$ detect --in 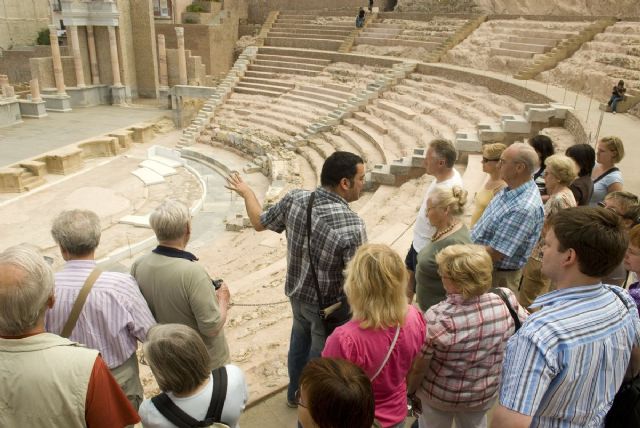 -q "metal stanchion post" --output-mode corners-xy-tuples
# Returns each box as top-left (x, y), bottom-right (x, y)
(586, 92), (593, 124)
(546, 80), (549, 96)
(595, 109), (605, 144)
(573, 90), (579, 108)
(562, 86), (568, 104)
